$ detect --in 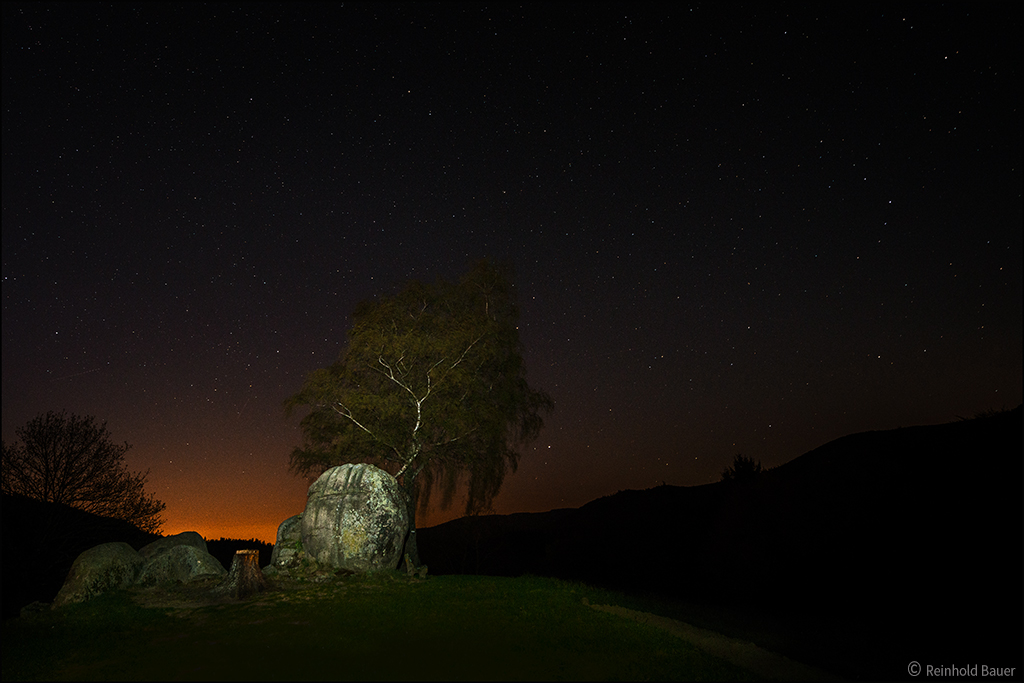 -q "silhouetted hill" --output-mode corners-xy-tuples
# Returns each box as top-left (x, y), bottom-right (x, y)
(419, 406), (1023, 679)
(1, 493), (163, 620)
